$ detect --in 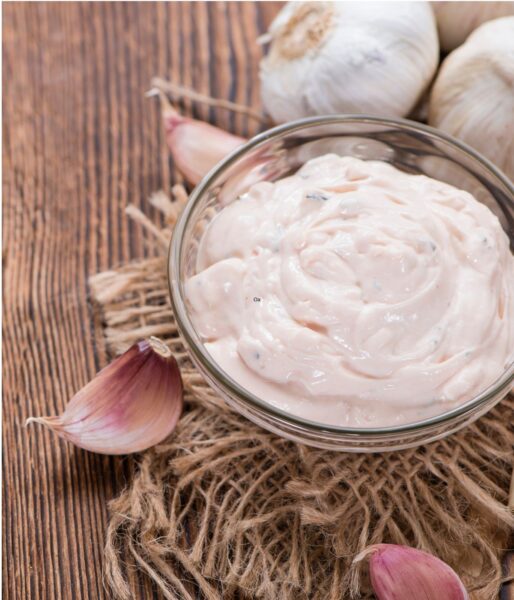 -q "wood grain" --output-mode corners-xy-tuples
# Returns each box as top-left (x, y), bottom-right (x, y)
(2, 3), (281, 598)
